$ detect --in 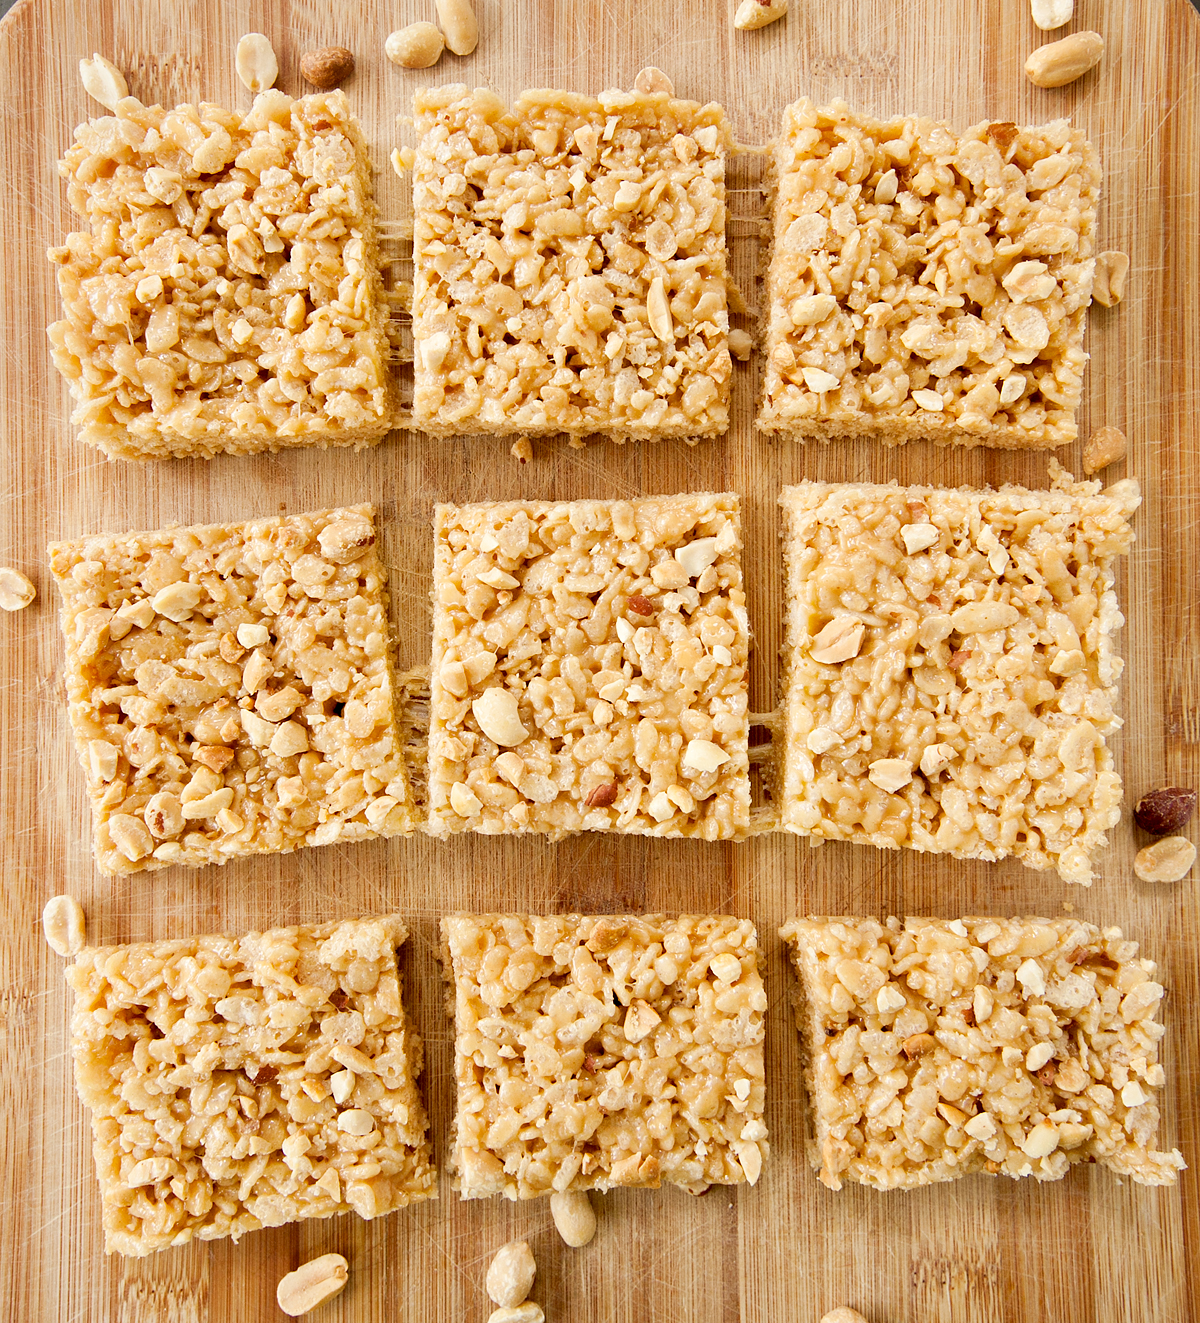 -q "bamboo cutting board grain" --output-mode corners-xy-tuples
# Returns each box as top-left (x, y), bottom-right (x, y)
(1, 1), (1197, 1319)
